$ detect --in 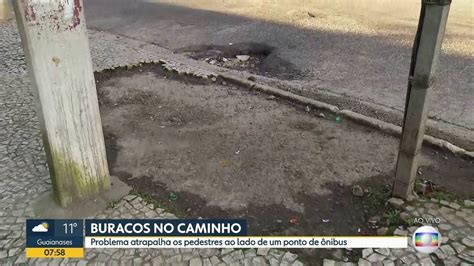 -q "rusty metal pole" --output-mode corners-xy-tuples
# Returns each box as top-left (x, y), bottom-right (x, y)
(393, 0), (451, 200)
(13, 0), (111, 207)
